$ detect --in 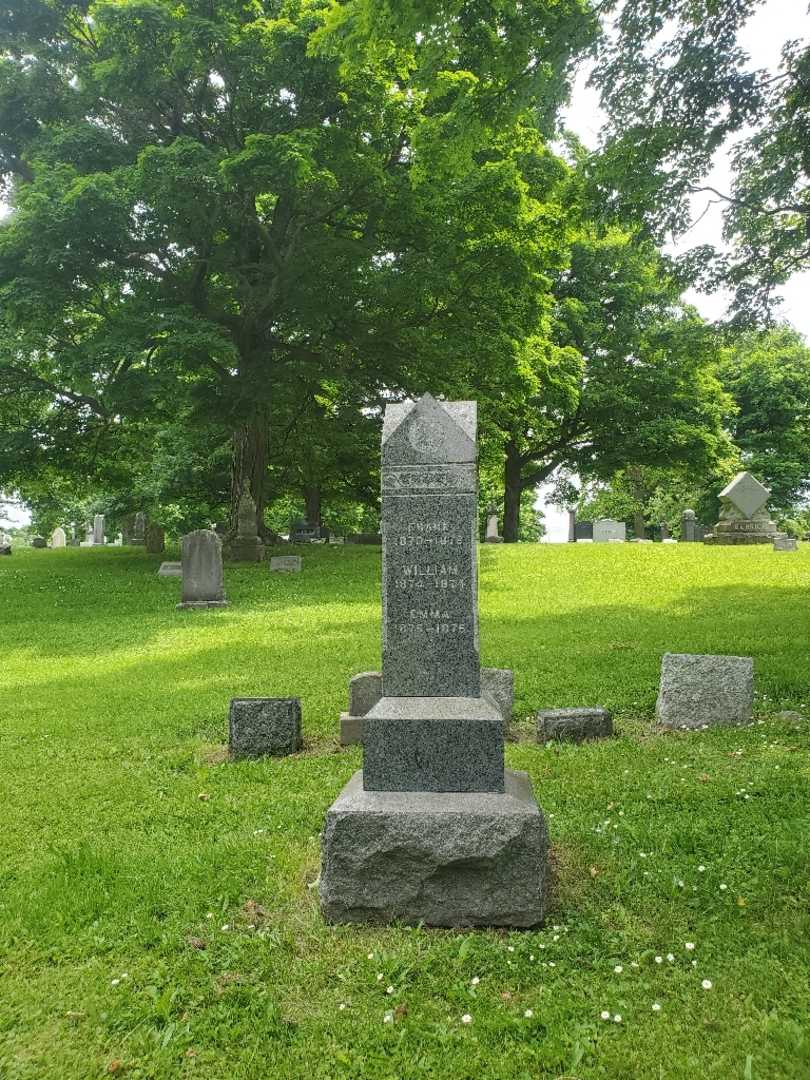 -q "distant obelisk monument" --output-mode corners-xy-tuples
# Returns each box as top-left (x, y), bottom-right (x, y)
(319, 394), (549, 927)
